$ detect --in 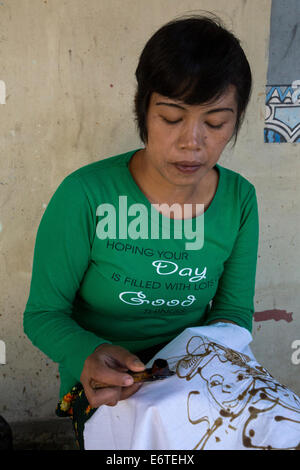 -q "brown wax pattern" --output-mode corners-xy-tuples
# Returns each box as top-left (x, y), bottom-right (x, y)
(165, 336), (300, 450)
